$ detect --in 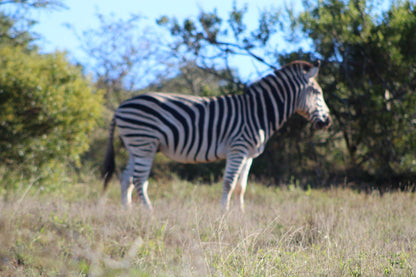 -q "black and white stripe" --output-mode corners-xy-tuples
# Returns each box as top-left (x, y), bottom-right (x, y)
(103, 60), (331, 211)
